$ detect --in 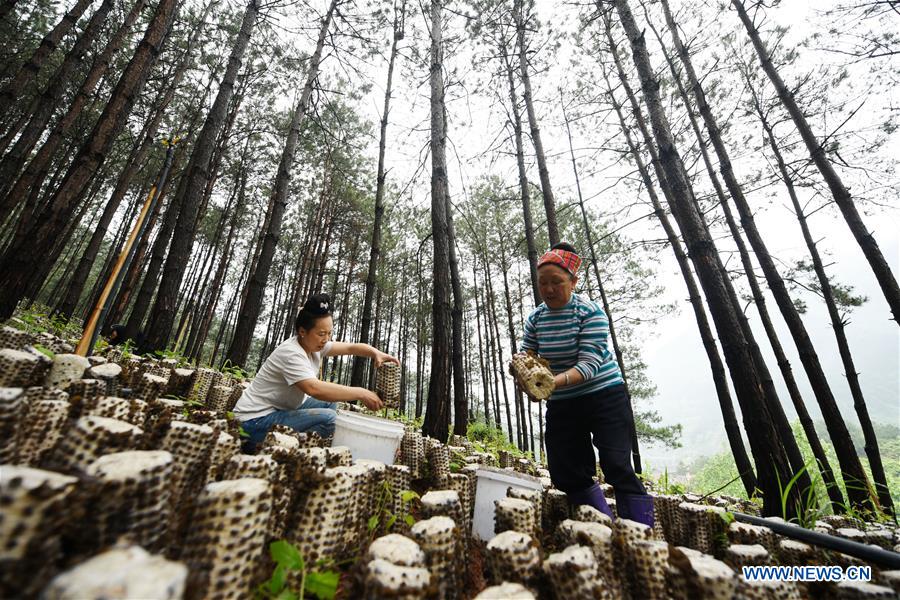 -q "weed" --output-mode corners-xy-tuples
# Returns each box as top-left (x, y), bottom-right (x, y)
(659, 467), (686, 495)
(466, 421), (526, 460)
(366, 480), (419, 537)
(153, 348), (190, 367)
(120, 338), (136, 360)
(13, 306), (82, 339)
(257, 541), (339, 600)
(776, 461), (827, 528)
(221, 359), (251, 380)
(33, 344), (55, 360)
